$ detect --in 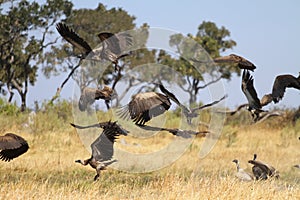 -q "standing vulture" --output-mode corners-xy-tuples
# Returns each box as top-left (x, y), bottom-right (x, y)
(232, 159), (254, 181)
(261, 72), (300, 104)
(0, 133), (29, 162)
(56, 22), (133, 71)
(248, 154), (279, 180)
(118, 83), (226, 125)
(78, 86), (115, 111)
(71, 121), (128, 181)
